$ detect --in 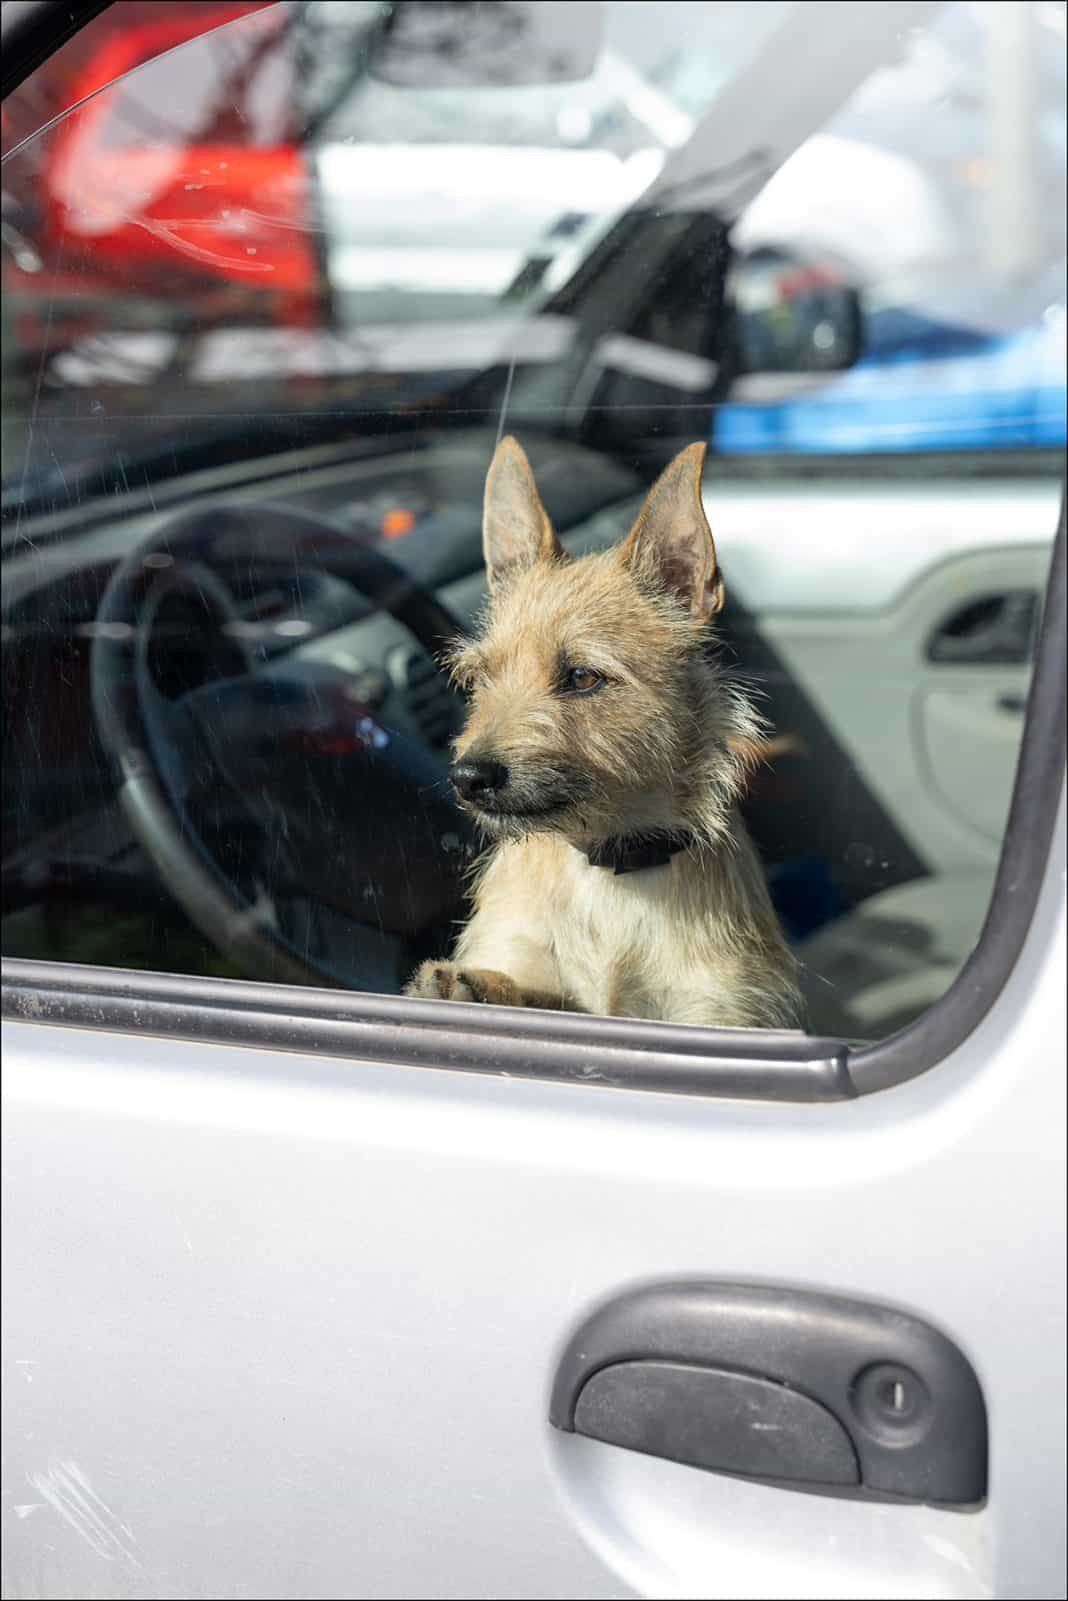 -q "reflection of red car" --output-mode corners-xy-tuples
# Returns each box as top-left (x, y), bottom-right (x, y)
(5, 0), (320, 355)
